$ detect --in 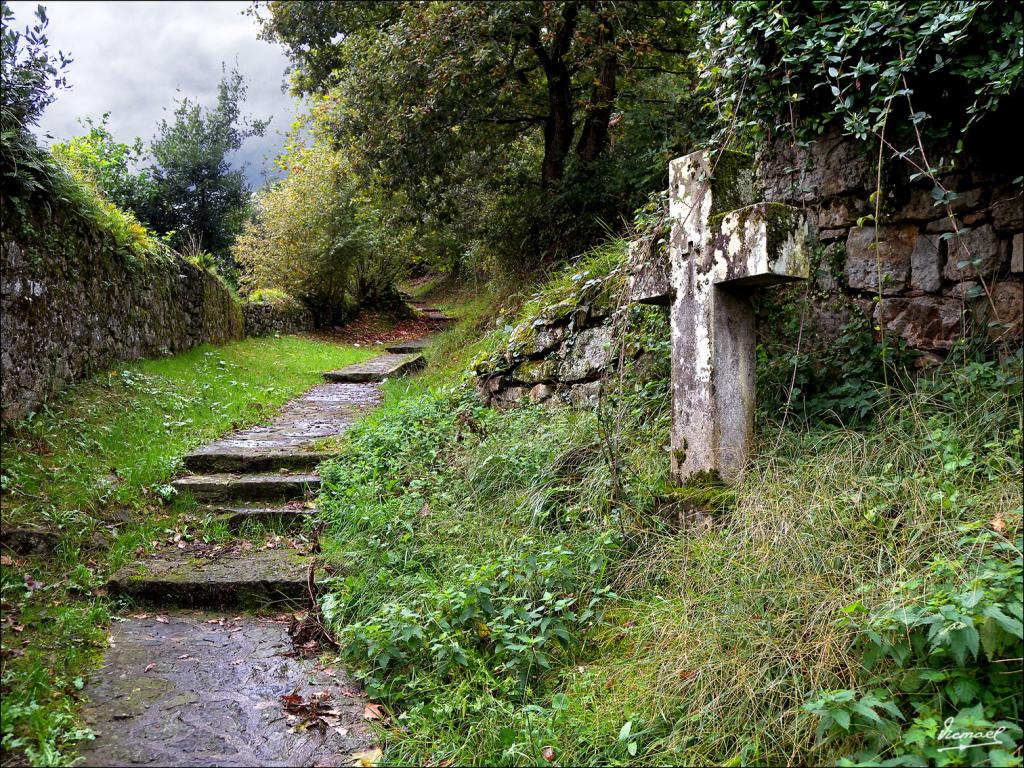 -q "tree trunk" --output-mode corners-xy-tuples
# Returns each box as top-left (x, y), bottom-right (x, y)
(577, 18), (616, 164)
(530, 3), (579, 188)
(541, 62), (575, 186)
